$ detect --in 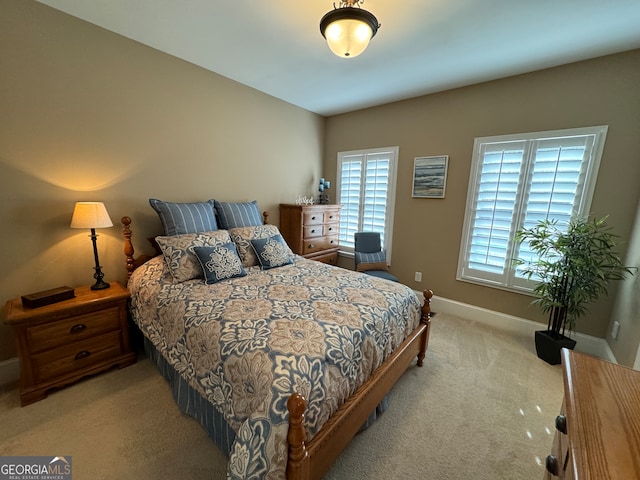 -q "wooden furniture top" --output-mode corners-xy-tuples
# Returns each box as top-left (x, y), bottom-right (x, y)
(4, 282), (130, 325)
(562, 348), (640, 480)
(279, 203), (341, 209)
